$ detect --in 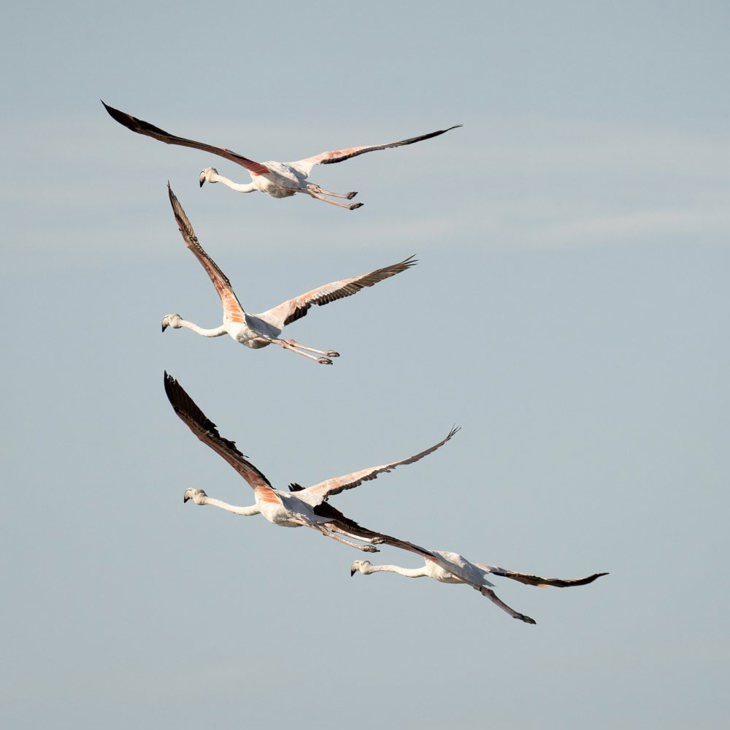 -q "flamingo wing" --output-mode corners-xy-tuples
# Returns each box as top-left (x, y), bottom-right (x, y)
(102, 101), (271, 176)
(260, 255), (417, 329)
(167, 184), (246, 324)
(295, 426), (459, 507)
(479, 565), (609, 588)
(163, 372), (280, 500)
(310, 500), (392, 543)
(367, 539), (537, 623)
(428, 550), (538, 624)
(292, 124), (462, 174)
